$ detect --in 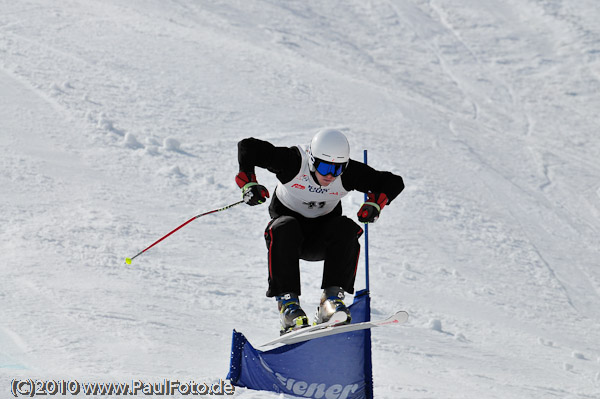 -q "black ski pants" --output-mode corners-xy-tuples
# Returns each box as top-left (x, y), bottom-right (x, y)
(264, 214), (363, 297)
